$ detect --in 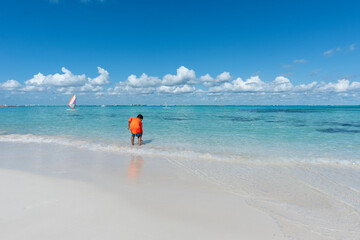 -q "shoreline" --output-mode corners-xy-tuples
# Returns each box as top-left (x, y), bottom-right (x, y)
(1, 105), (360, 107)
(1, 133), (359, 167)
